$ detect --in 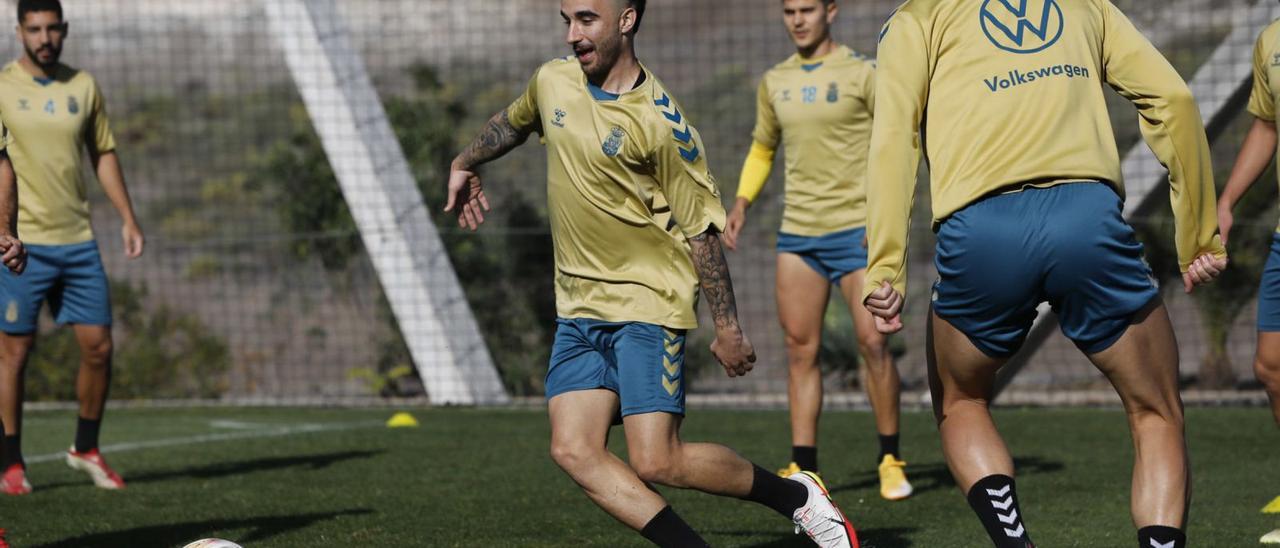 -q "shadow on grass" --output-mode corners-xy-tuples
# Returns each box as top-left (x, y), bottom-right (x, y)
(828, 456), (1065, 496)
(38, 449), (386, 491)
(712, 527), (917, 548)
(30, 508), (374, 548)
